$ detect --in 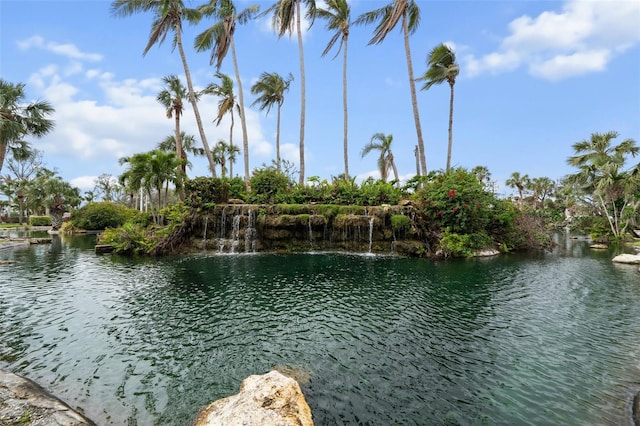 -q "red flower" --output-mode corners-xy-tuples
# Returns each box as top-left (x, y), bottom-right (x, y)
(448, 189), (456, 198)
(452, 207), (458, 212)
(437, 211), (443, 216)
(463, 204), (468, 209)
